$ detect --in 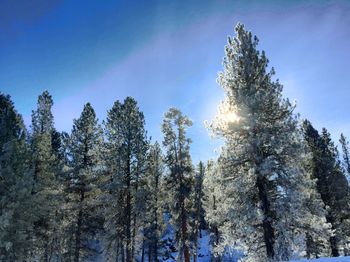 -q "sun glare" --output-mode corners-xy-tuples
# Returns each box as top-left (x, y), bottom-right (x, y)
(221, 111), (240, 123)
(217, 100), (241, 125)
